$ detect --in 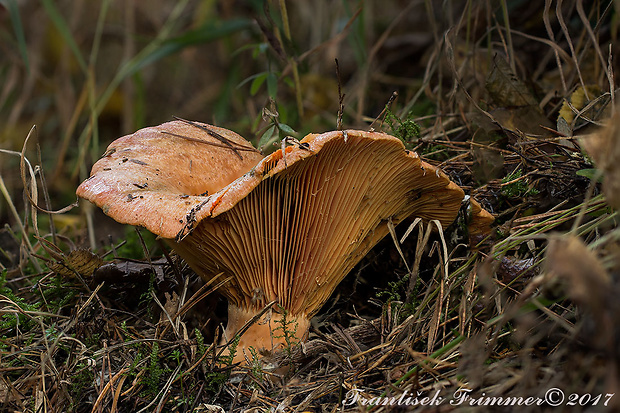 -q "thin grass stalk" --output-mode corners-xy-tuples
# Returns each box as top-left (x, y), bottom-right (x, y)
(123, 0), (137, 133)
(493, 196), (607, 255)
(40, 0), (87, 73)
(86, 0), (112, 168)
(51, 86), (88, 184)
(0, 175), (41, 272)
(135, 363), (183, 413)
(575, 0), (615, 102)
(544, 0), (568, 93)
(71, 0), (192, 180)
(556, 0), (588, 94)
(378, 334), (465, 401)
(278, 0), (304, 119)
(1, 0), (30, 72)
(500, 0), (516, 73)
(36, 145), (57, 247)
(387, 218), (412, 274)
